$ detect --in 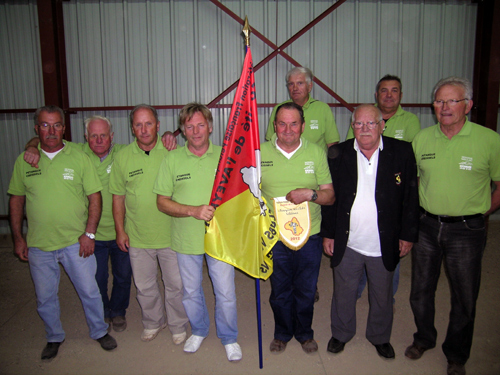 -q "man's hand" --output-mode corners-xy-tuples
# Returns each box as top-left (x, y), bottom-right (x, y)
(24, 146), (41, 169)
(323, 237), (334, 256)
(192, 205), (215, 221)
(14, 237), (29, 261)
(161, 131), (178, 151)
(116, 231), (130, 252)
(286, 188), (313, 204)
(78, 234), (95, 258)
(399, 239), (413, 257)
